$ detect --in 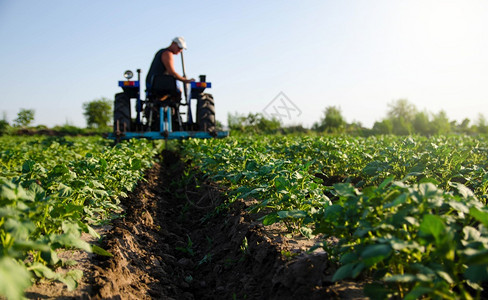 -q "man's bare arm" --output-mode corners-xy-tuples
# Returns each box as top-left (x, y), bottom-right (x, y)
(161, 51), (193, 83)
